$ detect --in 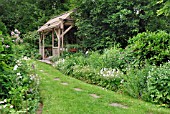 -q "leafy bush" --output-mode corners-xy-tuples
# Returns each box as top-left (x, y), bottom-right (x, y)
(100, 46), (136, 72)
(122, 62), (170, 107)
(0, 34), (40, 113)
(0, 21), (7, 35)
(72, 65), (98, 84)
(122, 64), (151, 99)
(147, 62), (170, 107)
(128, 31), (170, 66)
(10, 31), (41, 59)
(54, 52), (124, 91)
